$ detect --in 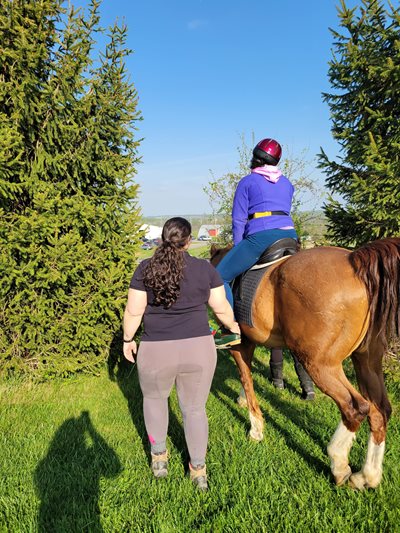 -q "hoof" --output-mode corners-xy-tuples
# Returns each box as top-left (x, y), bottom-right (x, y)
(248, 430), (263, 442)
(334, 466), (352, 486)
(348, 472), (367, 490)
(349, 471), (380, 490)
(237, 395), (248, 408)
